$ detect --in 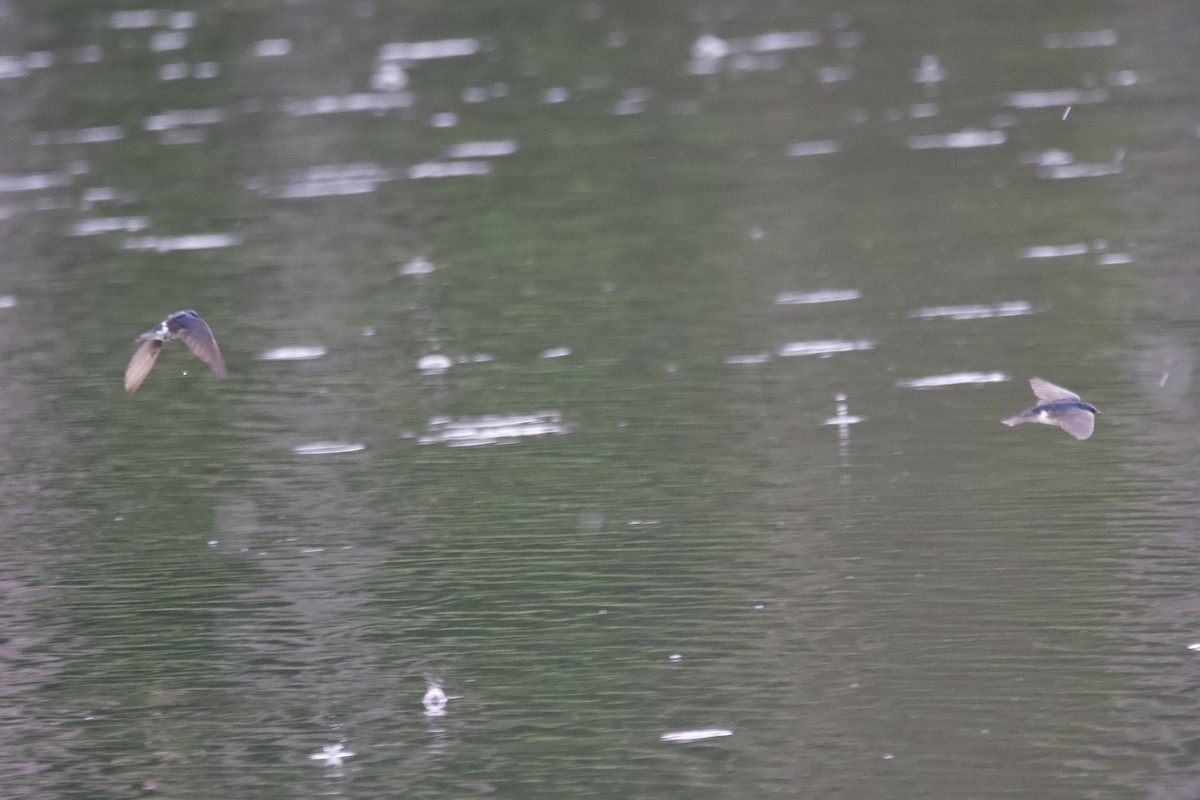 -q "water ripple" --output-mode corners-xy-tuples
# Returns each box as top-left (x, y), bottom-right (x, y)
(897, 372), (1009, 389)
(418, 411), (571, 447)
(777, 340), (873, 357)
